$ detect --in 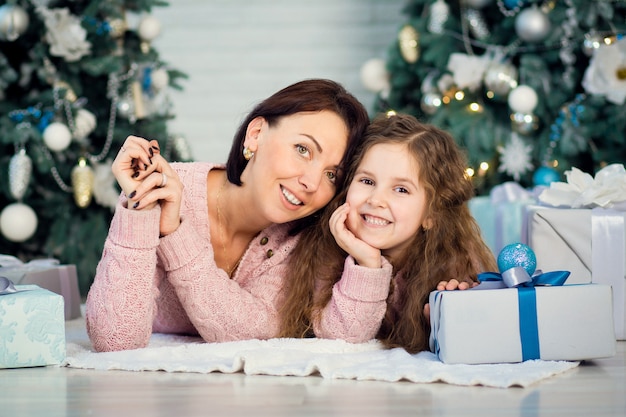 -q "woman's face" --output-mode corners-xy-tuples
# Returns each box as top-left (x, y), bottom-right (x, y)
(344, 142), (430, 262)
(241, 110), (349, 224)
